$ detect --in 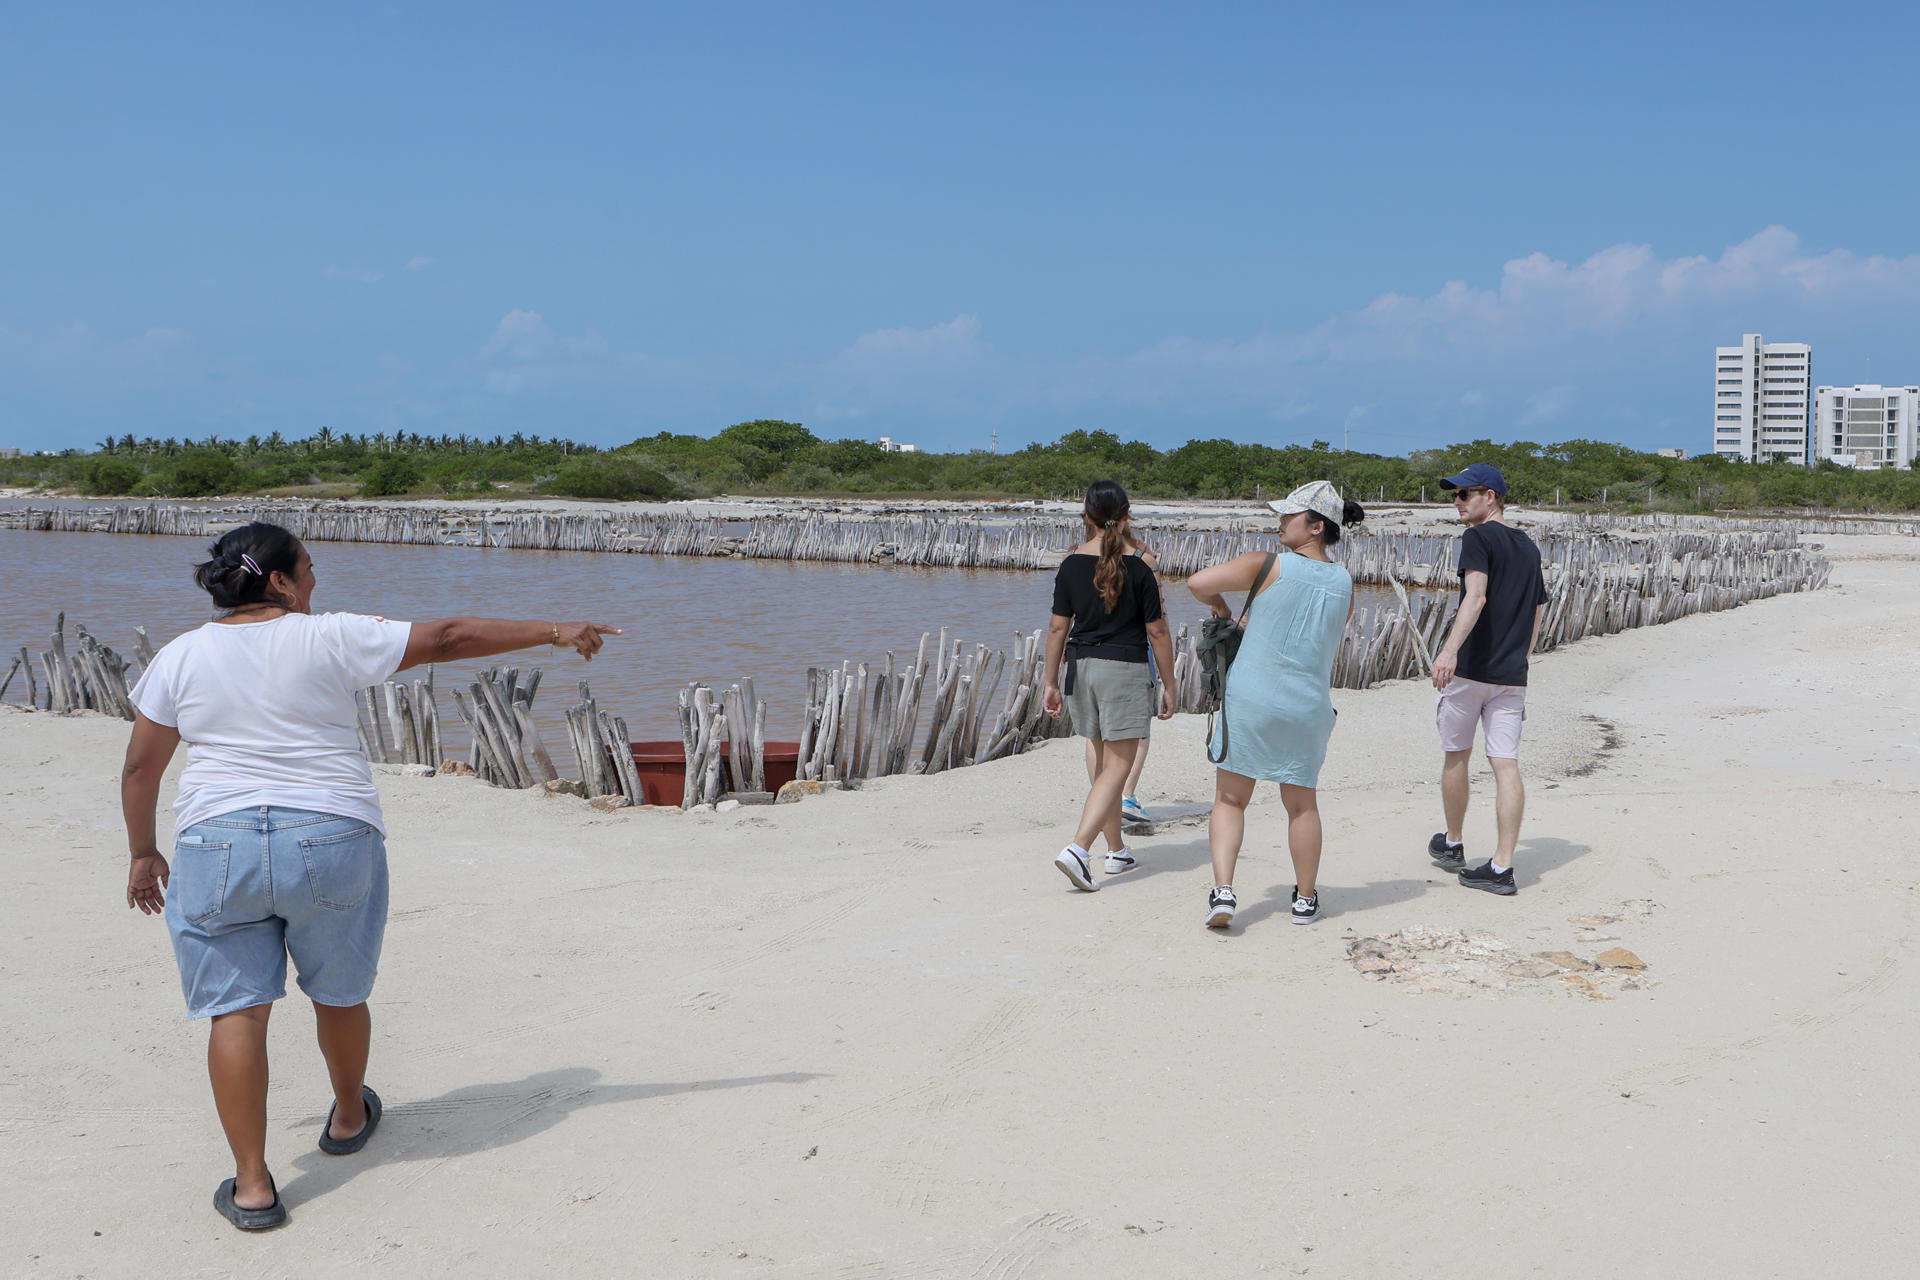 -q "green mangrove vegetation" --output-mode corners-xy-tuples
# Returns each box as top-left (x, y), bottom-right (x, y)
(6, 421), (1920, 512)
